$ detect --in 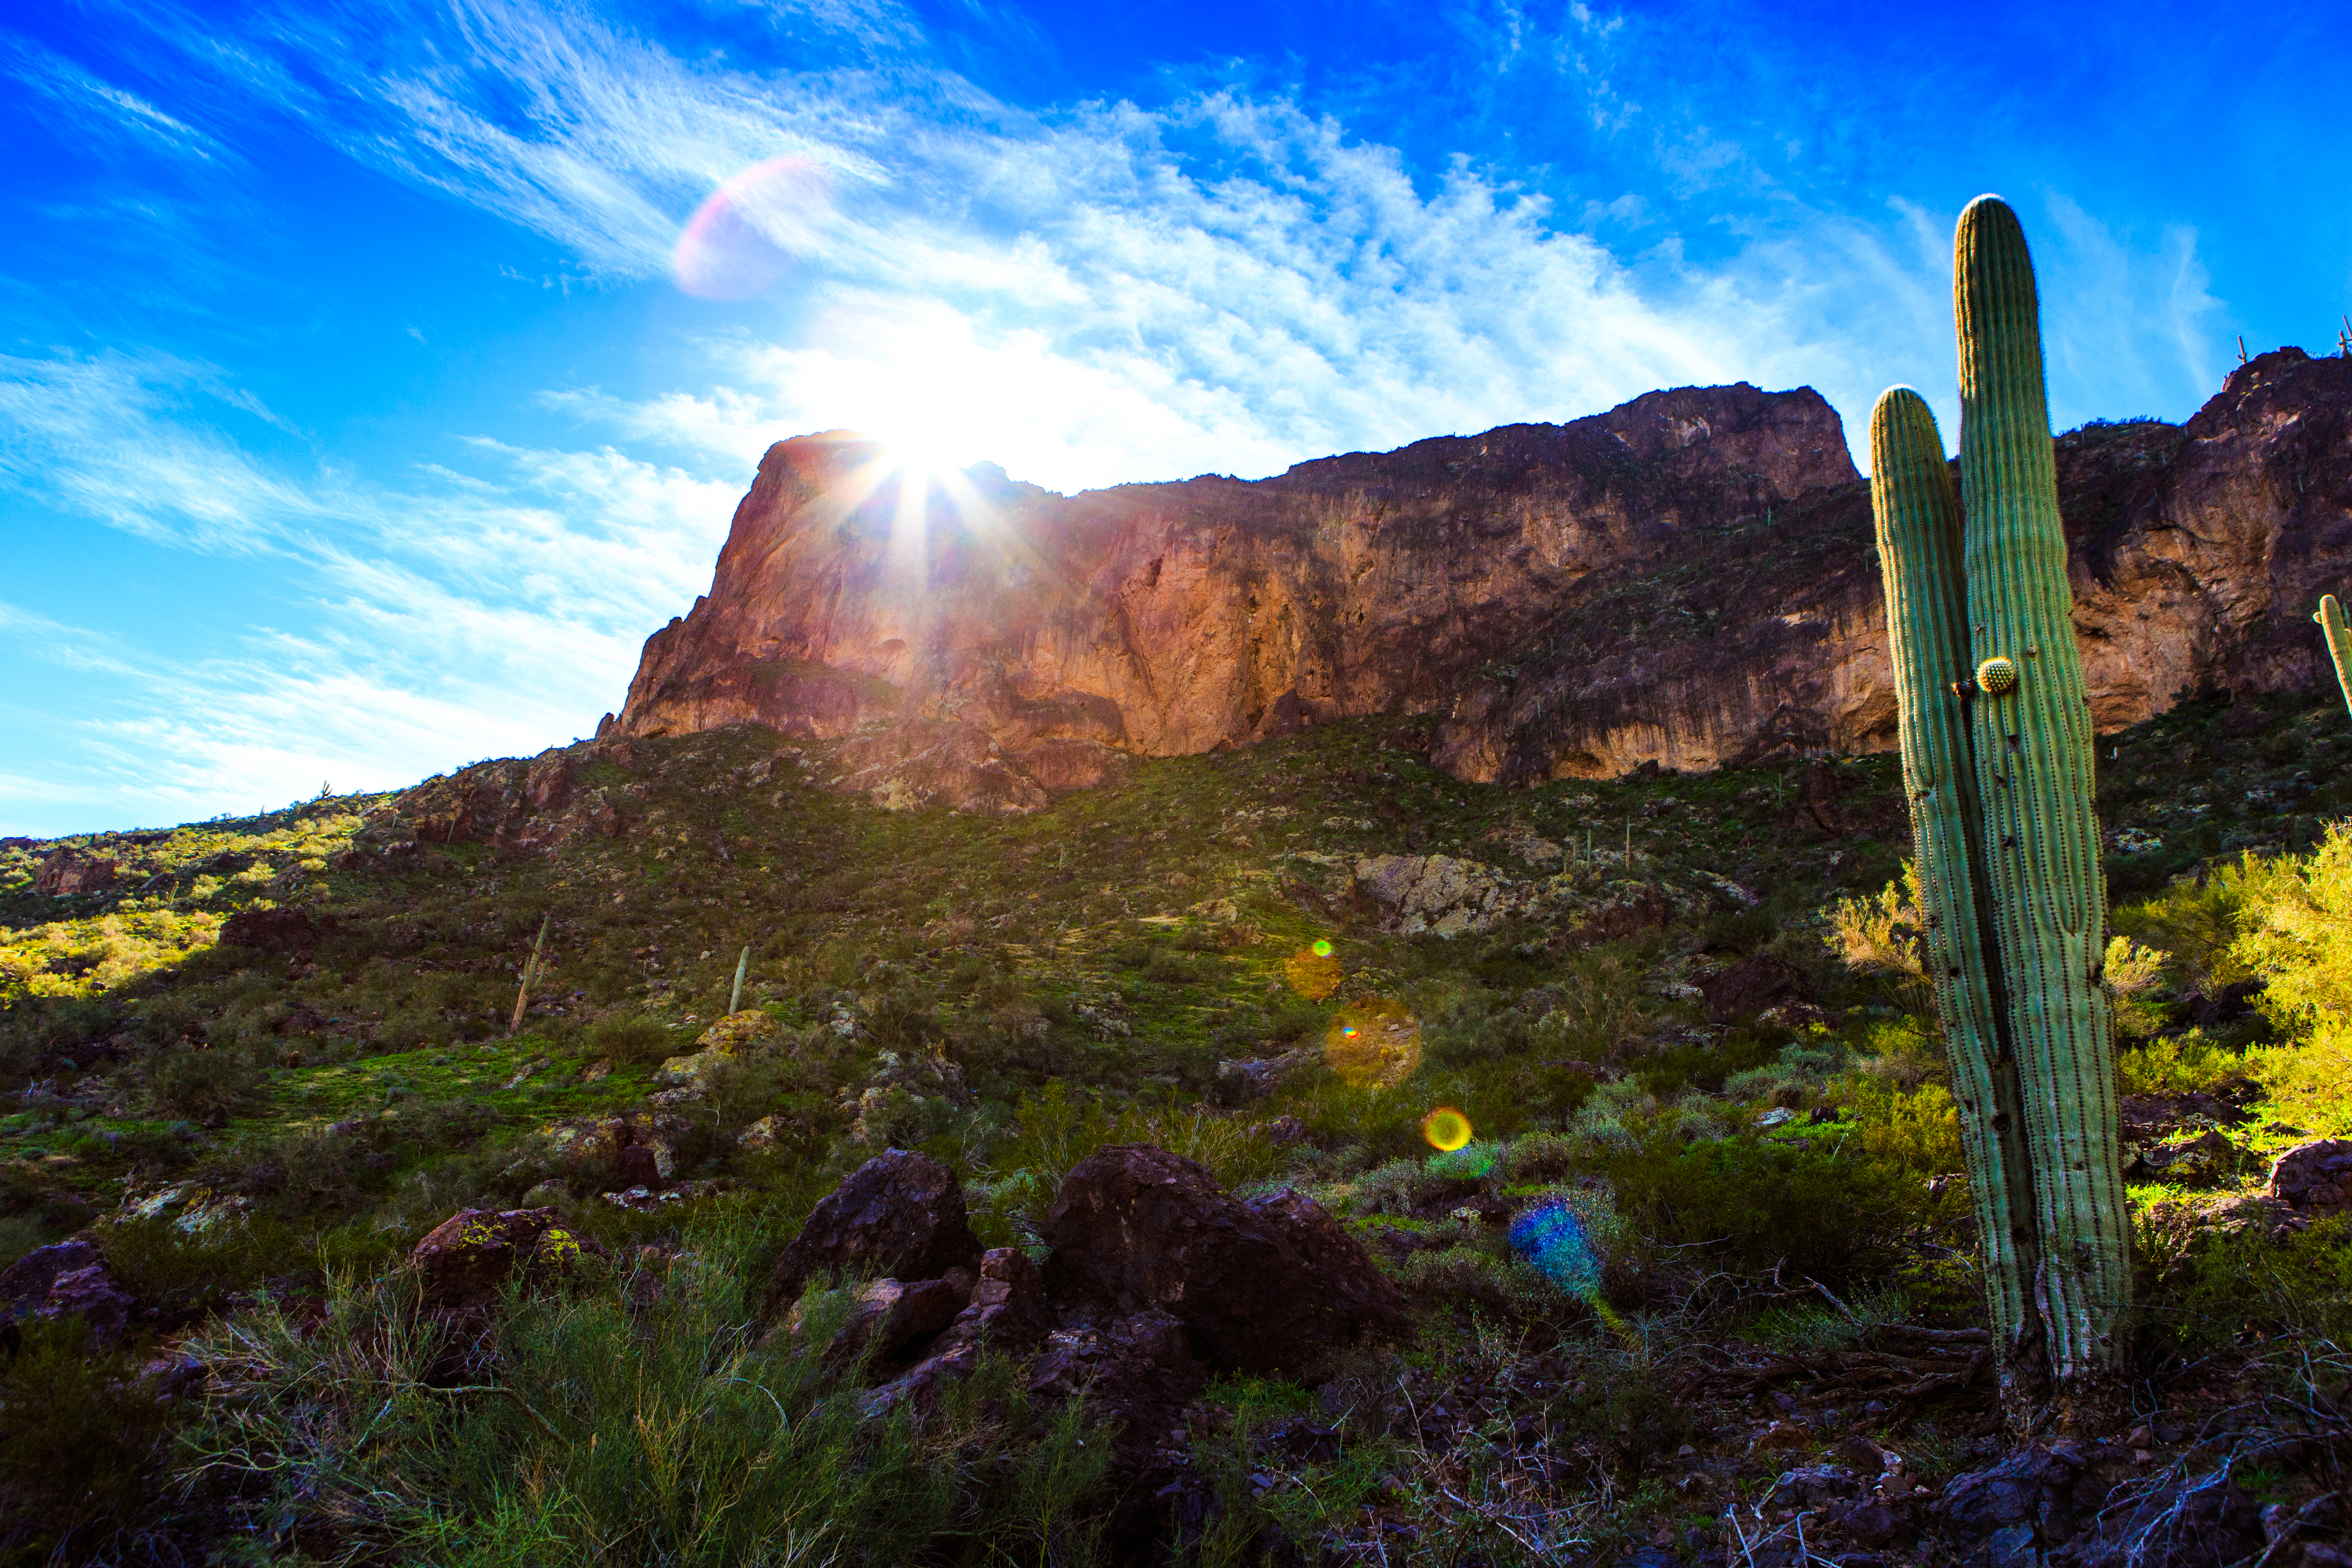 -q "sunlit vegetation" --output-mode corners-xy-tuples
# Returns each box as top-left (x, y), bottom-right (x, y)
(3, 689), (2349, 1561)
